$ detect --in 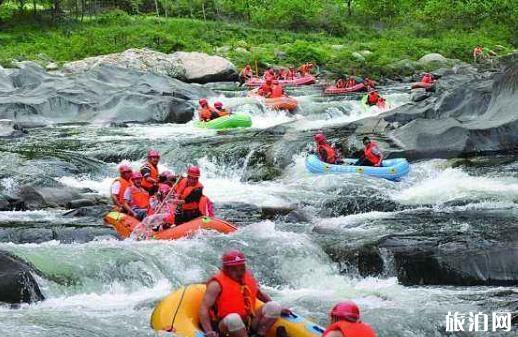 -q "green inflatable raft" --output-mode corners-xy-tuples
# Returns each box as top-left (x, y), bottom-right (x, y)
(194, 114), (252, 129)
